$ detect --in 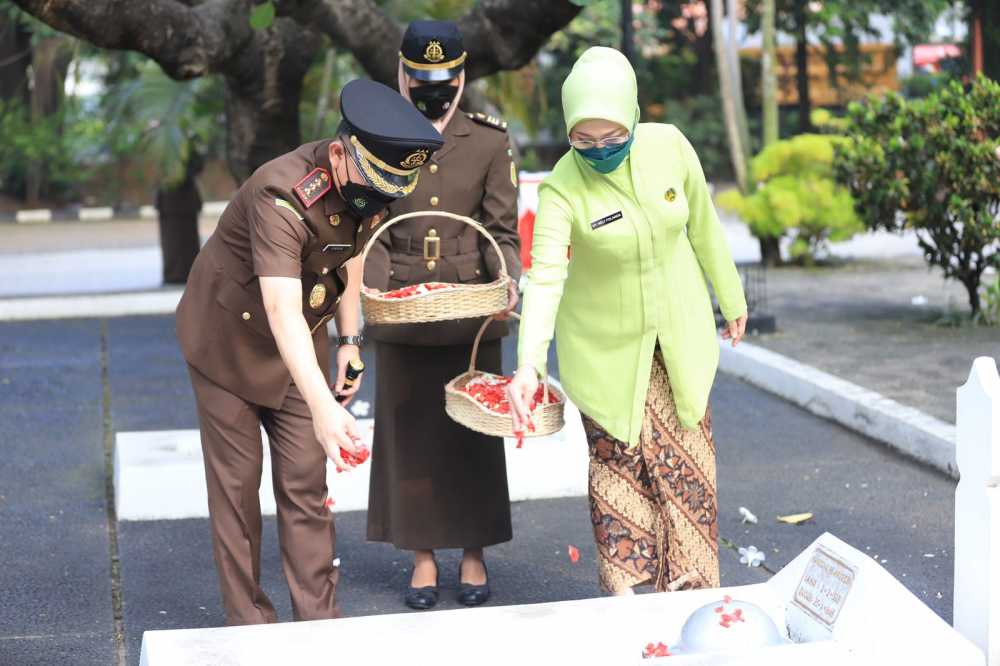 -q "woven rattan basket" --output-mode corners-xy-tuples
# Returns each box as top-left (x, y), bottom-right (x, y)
(360, 210), (510, 325)
(445, 313), (565, 438)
